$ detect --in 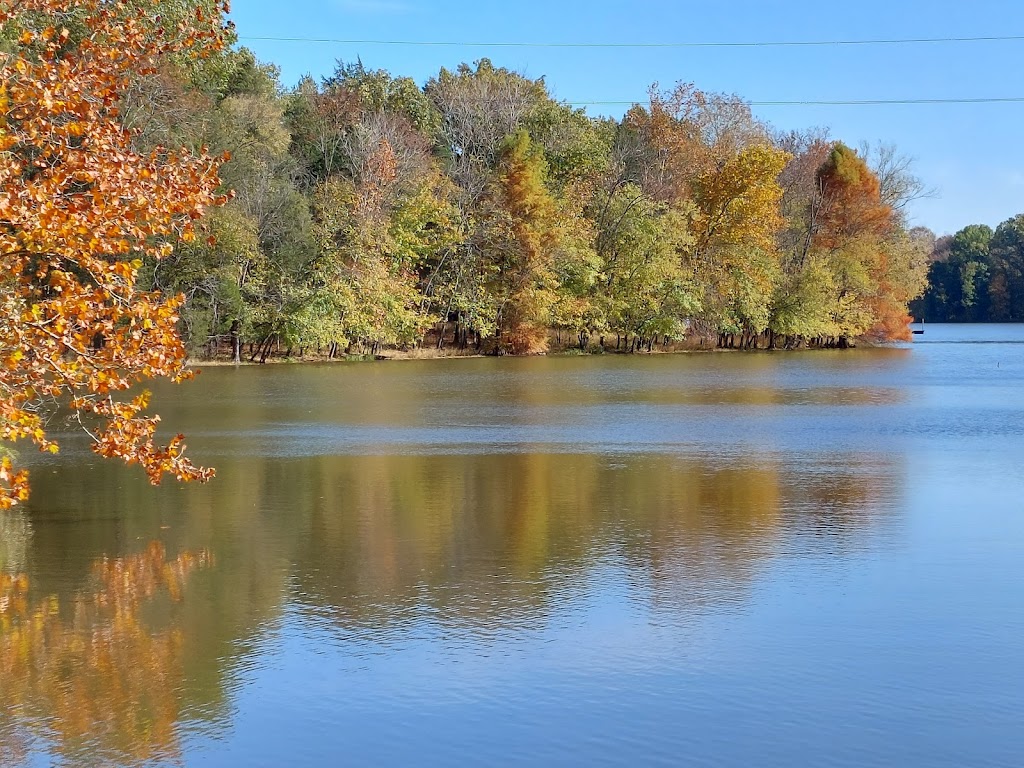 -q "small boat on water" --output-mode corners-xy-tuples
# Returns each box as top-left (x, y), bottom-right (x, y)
(912, 318), (925, 335)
